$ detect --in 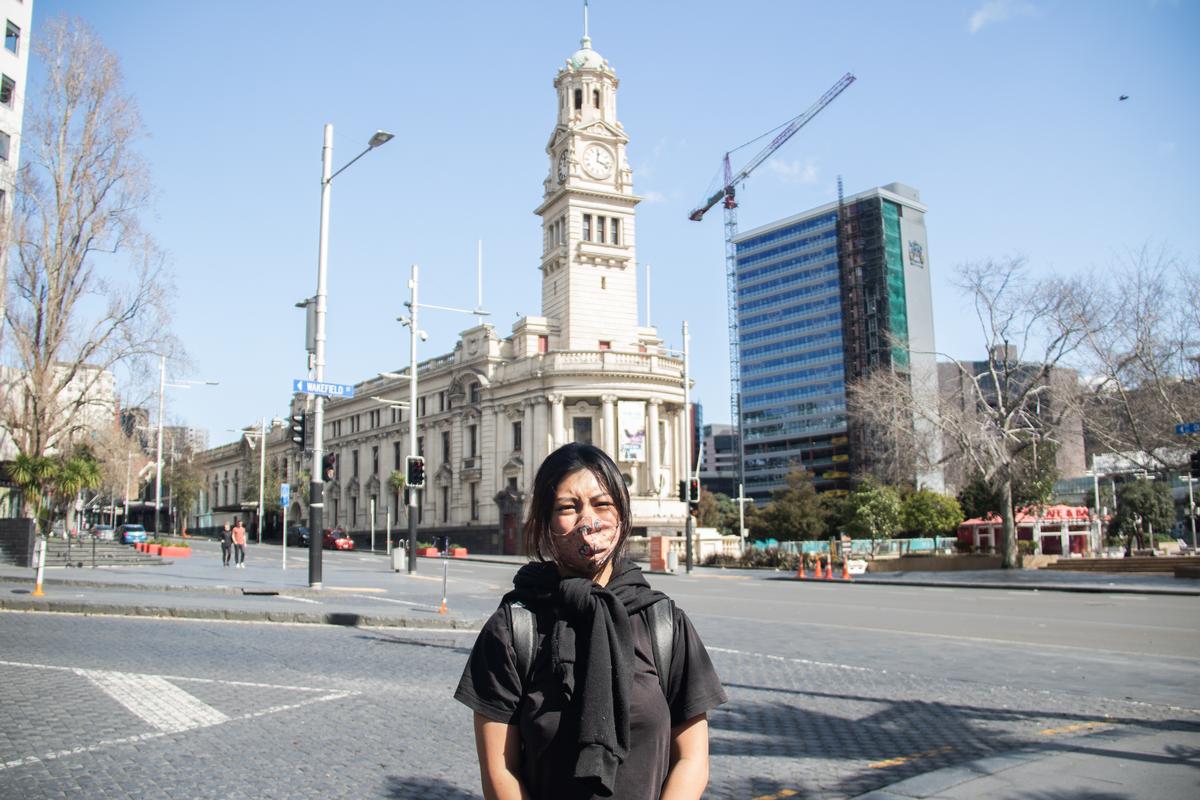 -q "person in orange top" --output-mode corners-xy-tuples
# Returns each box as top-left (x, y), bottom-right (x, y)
(231, 518), (247, 568)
